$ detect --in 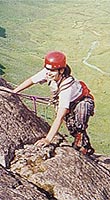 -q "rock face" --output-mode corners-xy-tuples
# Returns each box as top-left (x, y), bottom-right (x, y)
(10, 145), (110, 200)
(0, 165), (49, 200)
(0, 78), (110, 200)
(0, 78), (50, 168)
